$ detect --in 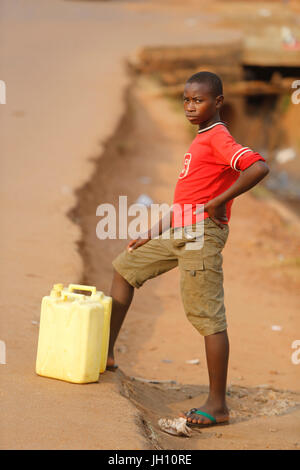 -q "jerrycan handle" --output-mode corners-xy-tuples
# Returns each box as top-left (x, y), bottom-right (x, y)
(68, 284), (97, 296)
